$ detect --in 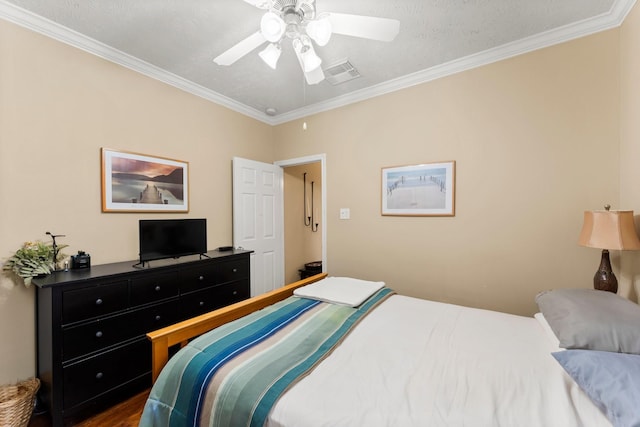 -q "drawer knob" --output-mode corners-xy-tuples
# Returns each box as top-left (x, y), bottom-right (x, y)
(199, 301), (204, 307)
(95, 372), (103, 380)
(95, 298), (103, 306)
(155, 315), (161, 321)
(155, 285), (161, 292)
(232, 268), (237, 273)
(232, 291), (238, 296)
(199, 275), (204, 281)
(95, 331), (103, 338)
